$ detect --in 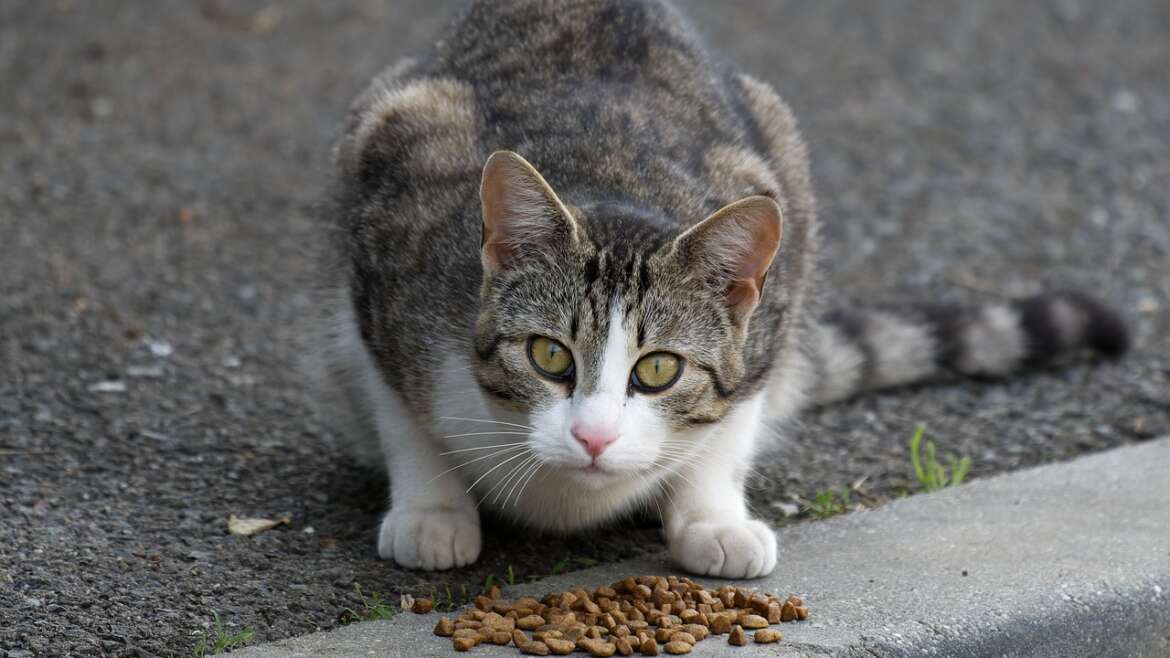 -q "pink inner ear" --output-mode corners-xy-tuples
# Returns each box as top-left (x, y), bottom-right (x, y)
(690, 196), (783, 314)
(479, 151), (574, 272)
(725, 276), (762, 311)
(479, 155), (526, 269)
